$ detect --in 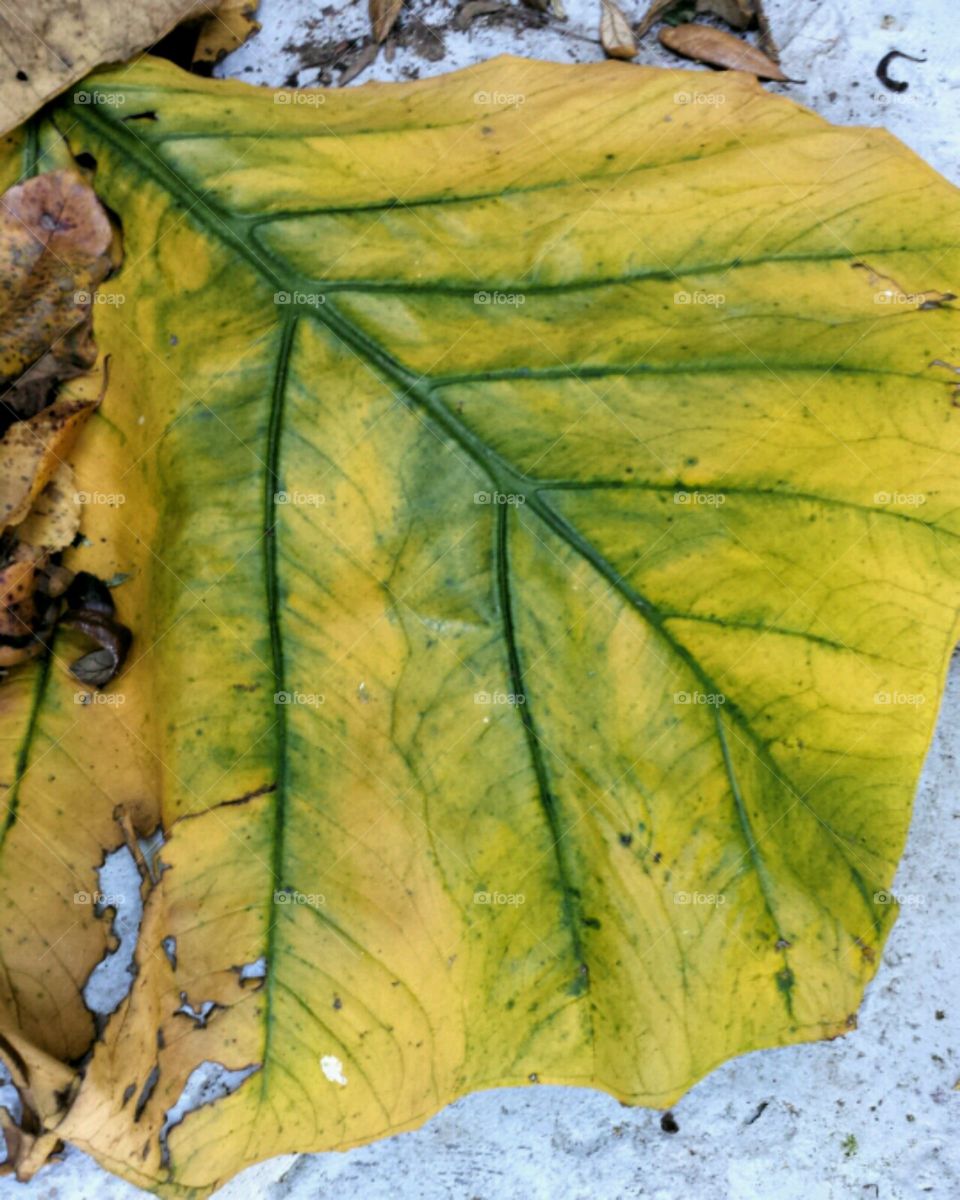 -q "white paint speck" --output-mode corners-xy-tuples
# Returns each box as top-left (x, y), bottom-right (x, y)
(320, 1055), (348, 1086)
